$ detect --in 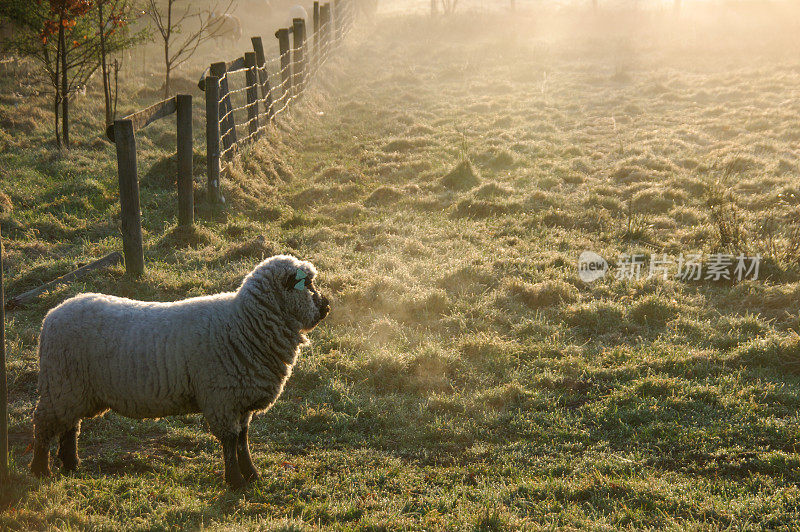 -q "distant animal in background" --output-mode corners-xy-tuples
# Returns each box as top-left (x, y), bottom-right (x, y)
(207, 12), (243, 44)
(282, 5), (308, 27)
(289, 5), (308, 21)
